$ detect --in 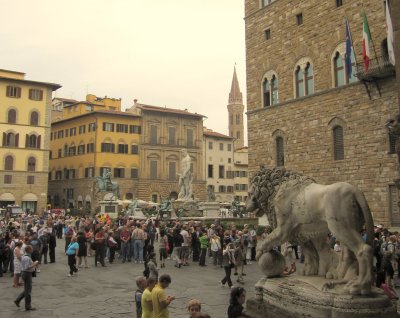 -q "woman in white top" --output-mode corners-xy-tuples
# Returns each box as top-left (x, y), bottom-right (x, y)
(210, 234), (222, 267)
(13, 241), (23, 287)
